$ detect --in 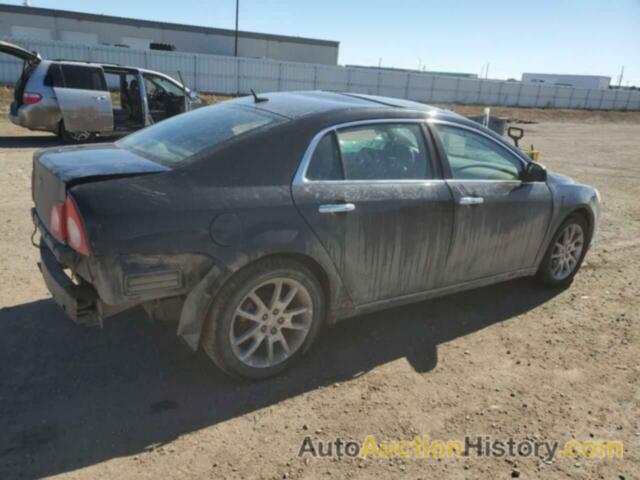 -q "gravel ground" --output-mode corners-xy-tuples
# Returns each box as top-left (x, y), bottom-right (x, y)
(0, 107), (638, 480)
